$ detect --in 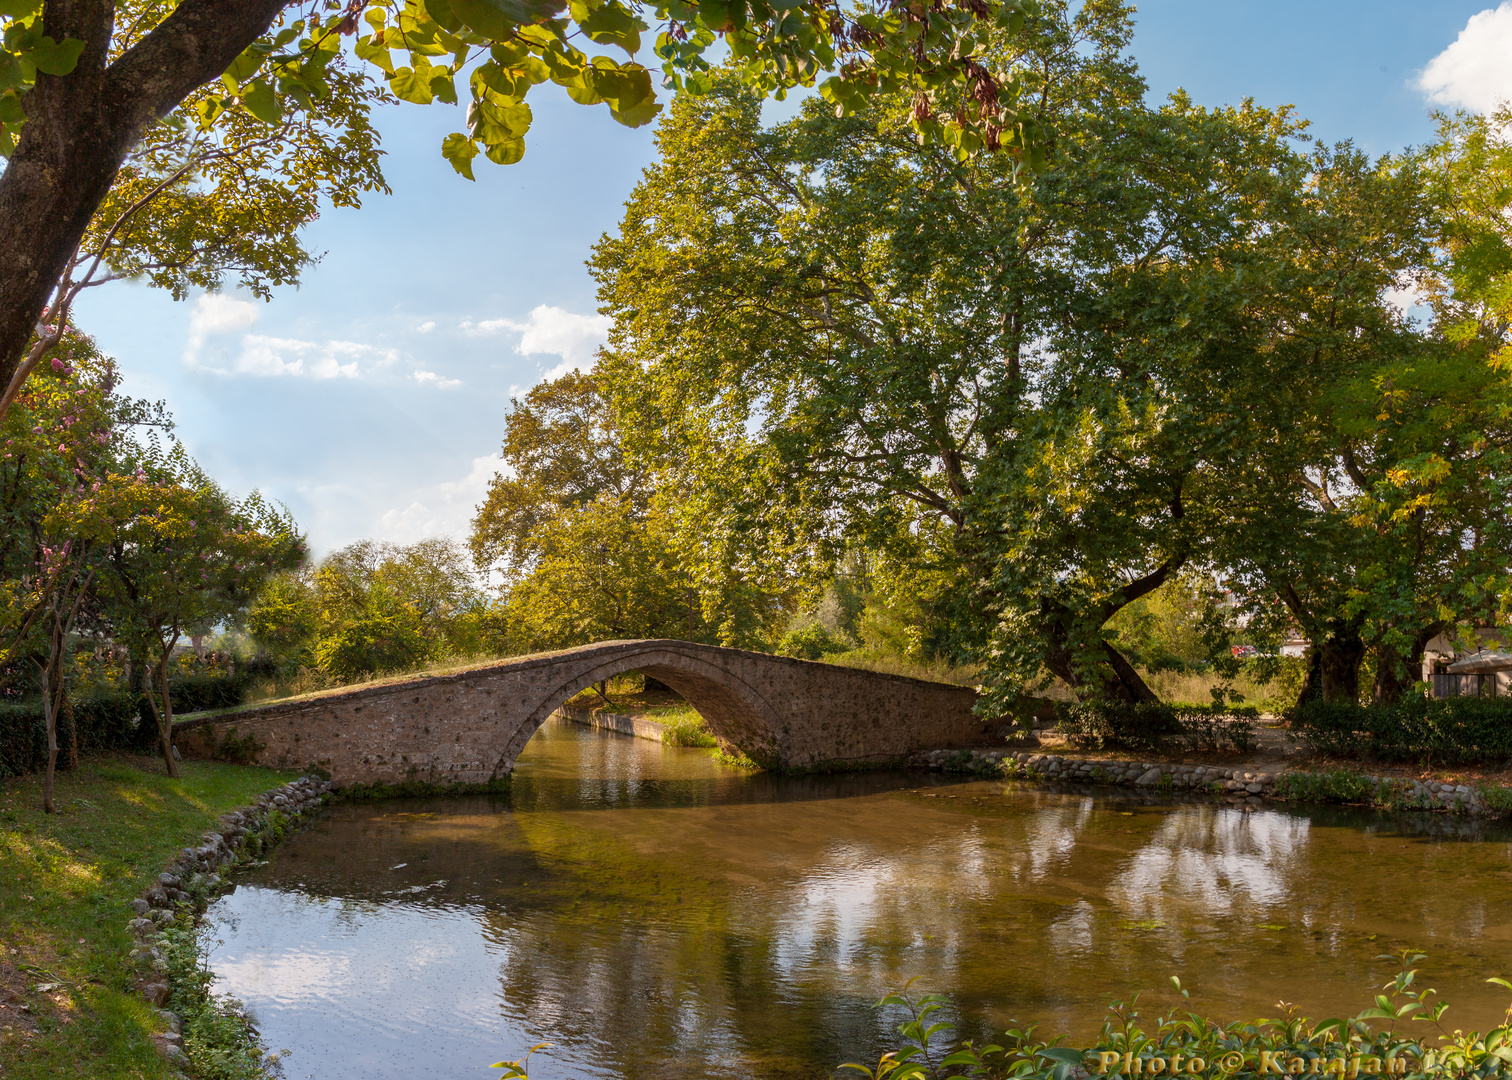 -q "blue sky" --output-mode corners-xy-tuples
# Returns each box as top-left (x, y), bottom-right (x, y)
(72, 0), (1511, 558)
